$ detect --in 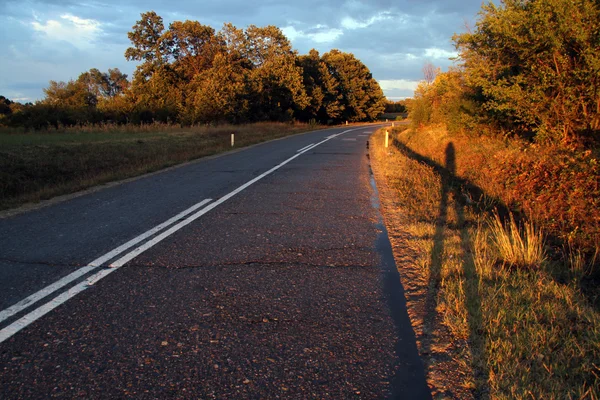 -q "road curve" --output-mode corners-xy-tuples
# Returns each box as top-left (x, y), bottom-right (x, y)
(0, 125), (430, 399)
